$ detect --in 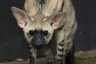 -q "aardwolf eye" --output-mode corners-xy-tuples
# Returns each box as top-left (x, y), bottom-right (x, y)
(41, 30), (48, 36)
(29, 30), (35, 35)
